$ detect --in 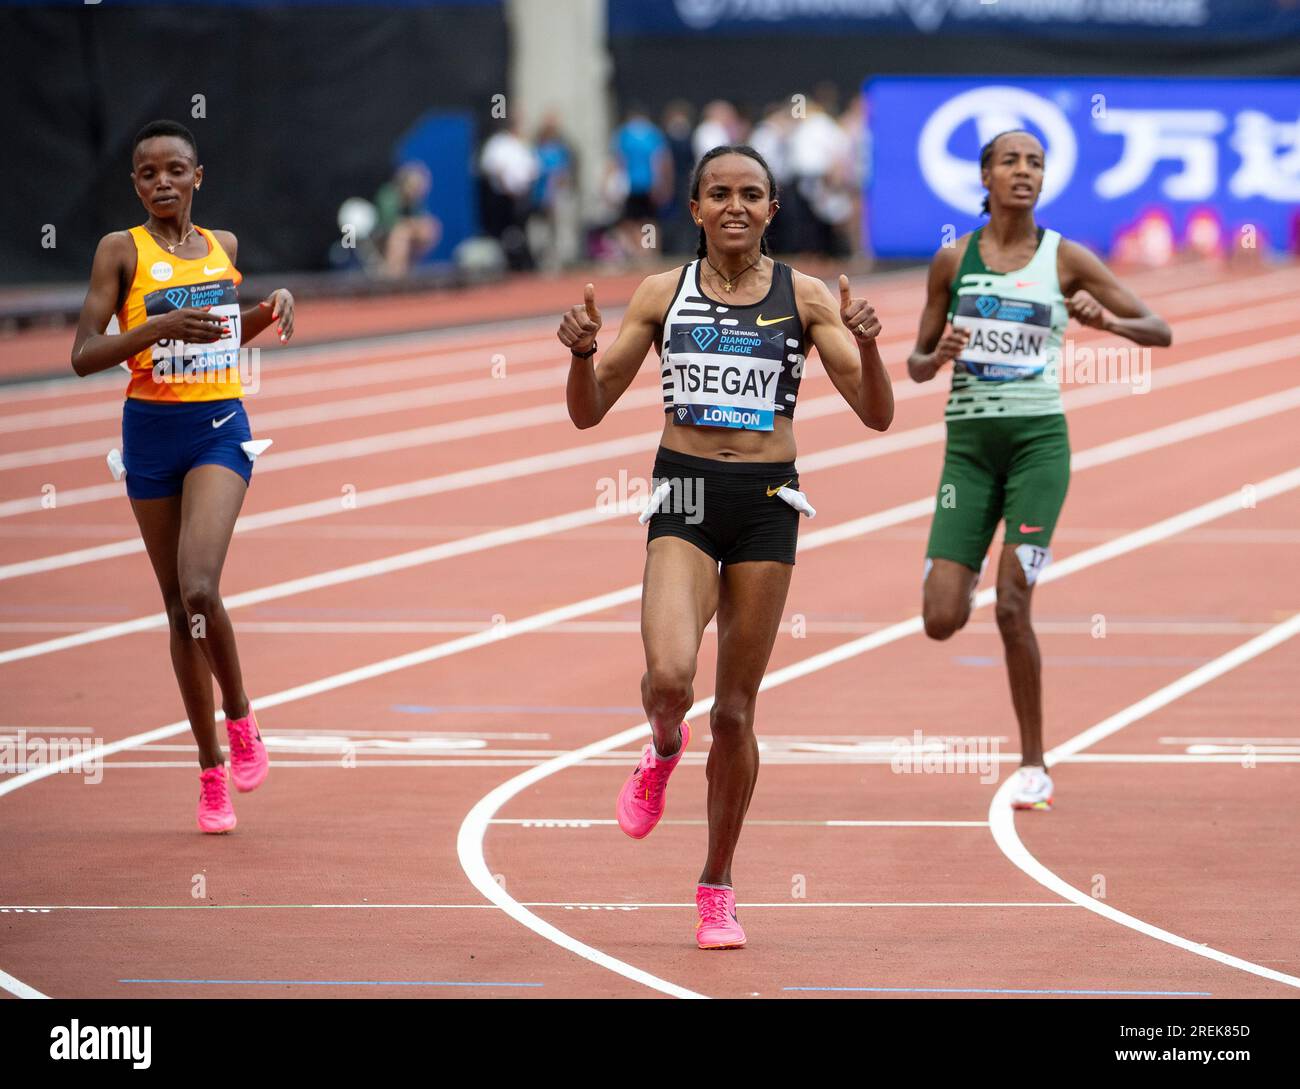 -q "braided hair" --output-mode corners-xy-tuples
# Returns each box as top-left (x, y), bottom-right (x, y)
(688, 145), (778, 258)
(978, 129), (1038, 216)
